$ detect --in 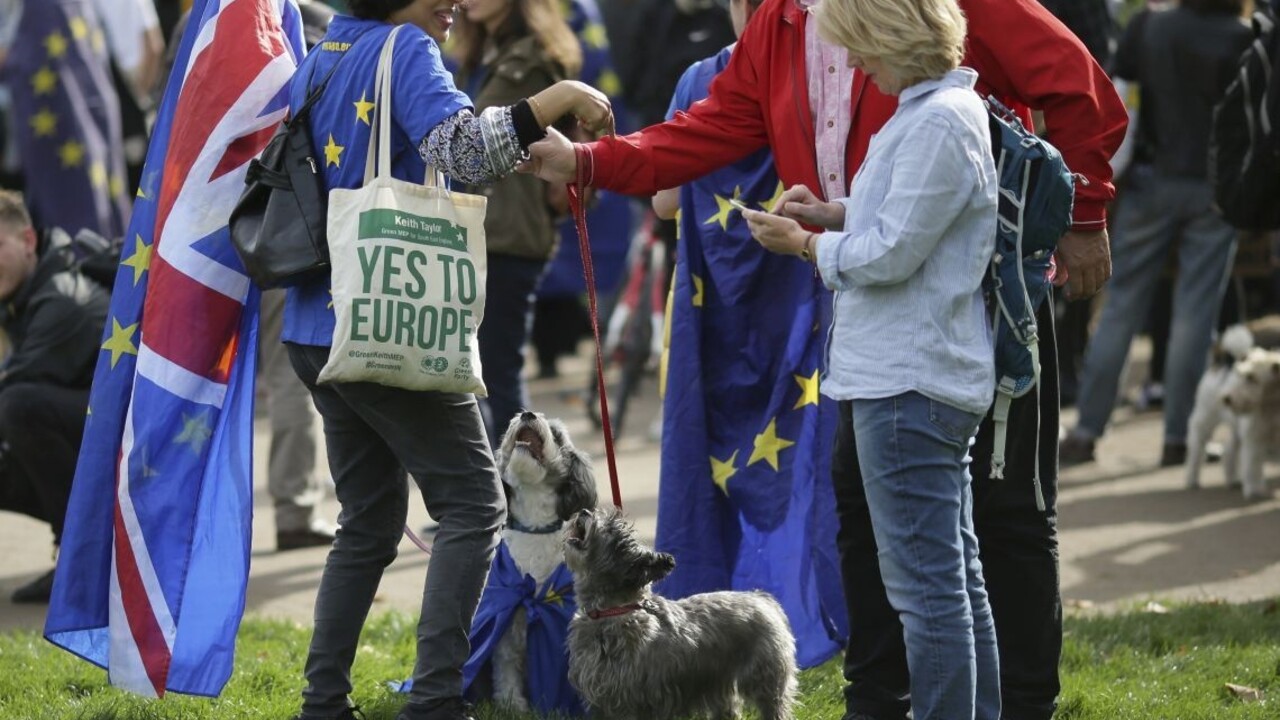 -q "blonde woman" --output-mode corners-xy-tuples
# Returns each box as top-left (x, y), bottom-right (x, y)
(449, 0), (584, 446)
(742, 0), (1000, 717)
